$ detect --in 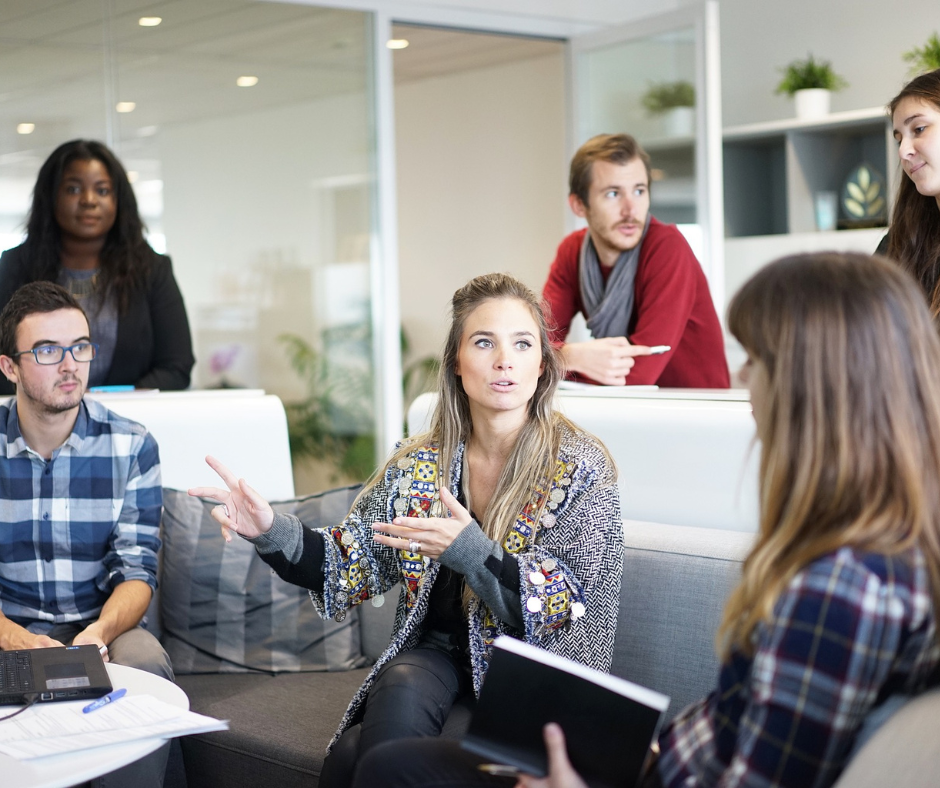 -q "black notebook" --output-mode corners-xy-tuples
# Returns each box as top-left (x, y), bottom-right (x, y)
(462, 636), (669, 788)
